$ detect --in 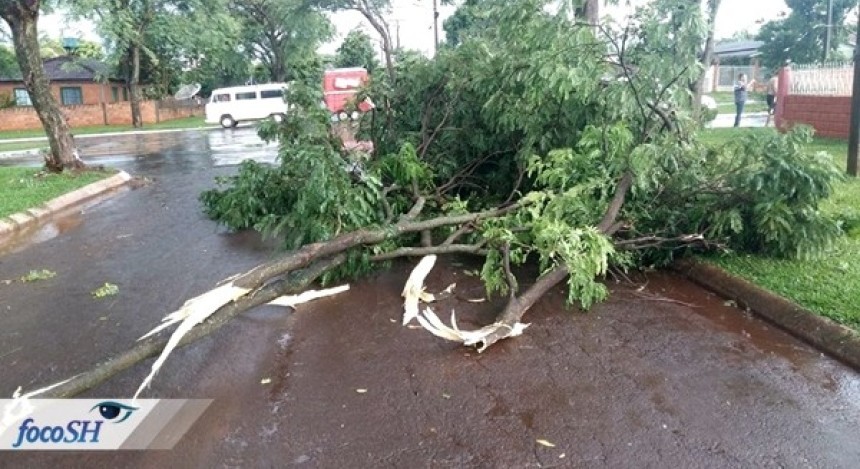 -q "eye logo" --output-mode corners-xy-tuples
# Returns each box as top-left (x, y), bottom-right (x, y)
(90, 401), (139, 424)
